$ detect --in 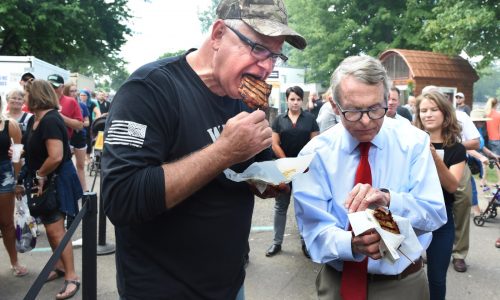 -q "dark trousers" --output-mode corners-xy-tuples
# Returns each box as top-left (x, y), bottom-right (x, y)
(426, 205), (454, 300)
